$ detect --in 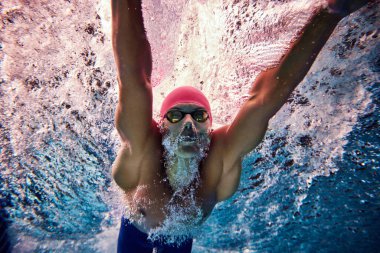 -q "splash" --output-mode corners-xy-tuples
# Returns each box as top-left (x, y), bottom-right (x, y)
(147, 188), (204, 246)
(160, 121), (210, 191)
(0, 0), (378, 252)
